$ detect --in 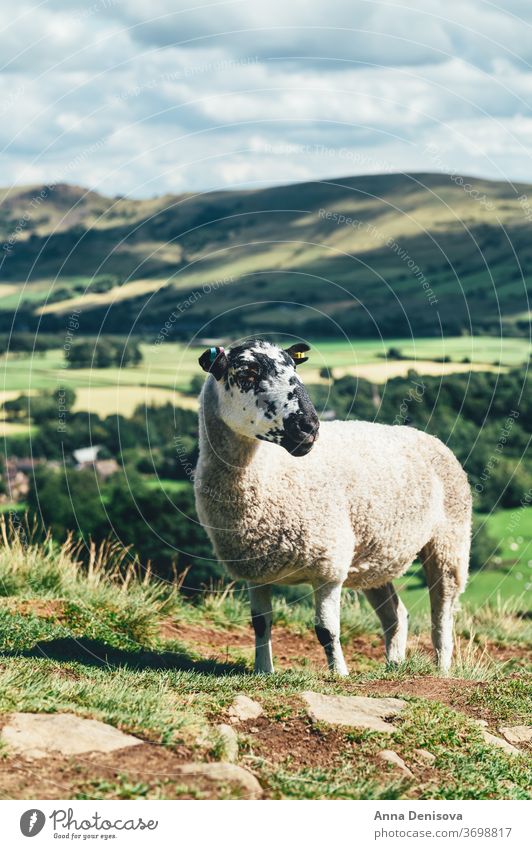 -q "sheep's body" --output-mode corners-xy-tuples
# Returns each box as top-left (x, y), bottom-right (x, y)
(196, 377), (470, 590)
(194, 348), (472, 676)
